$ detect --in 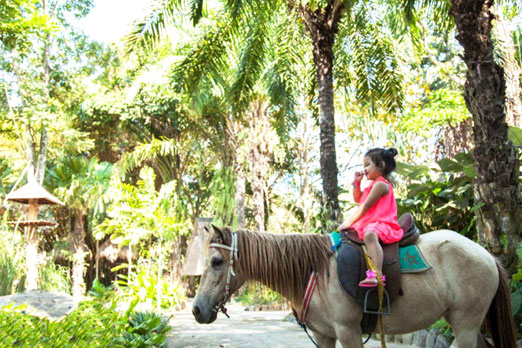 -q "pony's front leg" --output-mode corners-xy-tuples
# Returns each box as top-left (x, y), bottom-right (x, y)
(335, 326), (364, 348)
(311, 331), (336, 348)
